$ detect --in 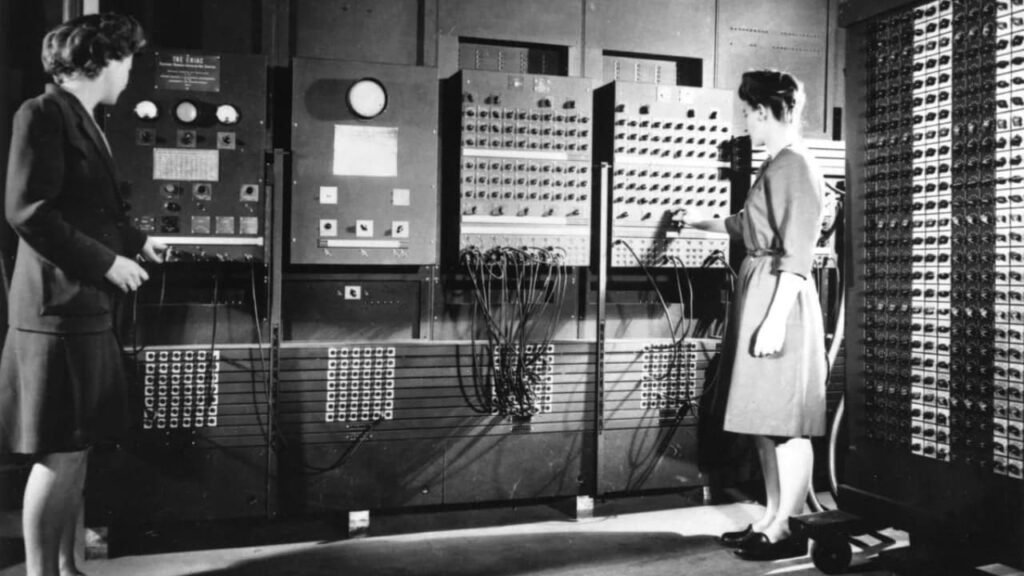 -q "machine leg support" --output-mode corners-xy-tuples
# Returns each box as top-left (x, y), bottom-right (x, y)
(574, 496), (594, 520)
(348, 510), (370, 539)
(84, 526), (109, 560)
